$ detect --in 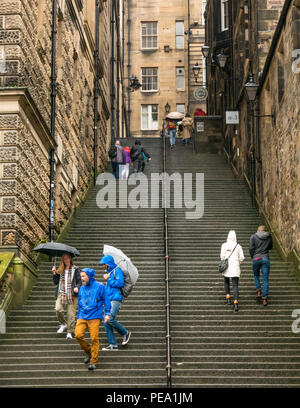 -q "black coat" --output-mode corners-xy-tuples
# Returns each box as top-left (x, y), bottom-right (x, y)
(53, 267), (82, 300)
(130, 145), (150, 161)
(249, 233), (273, 259)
